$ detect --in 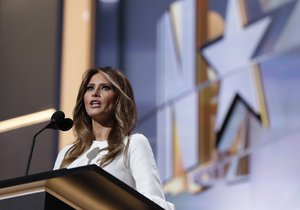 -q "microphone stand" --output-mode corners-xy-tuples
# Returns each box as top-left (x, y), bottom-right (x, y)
(25, 124), (48, 176)
(25, 111), (73, 176)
